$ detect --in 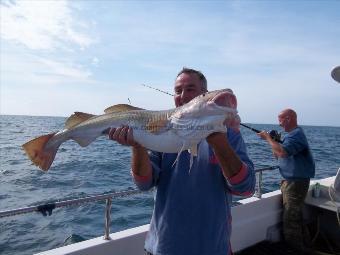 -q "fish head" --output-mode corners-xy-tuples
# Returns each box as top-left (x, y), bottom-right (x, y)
(209, 89), (237, 109)
(173, 88), (237, 115)
(170, 89), (240, 134)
